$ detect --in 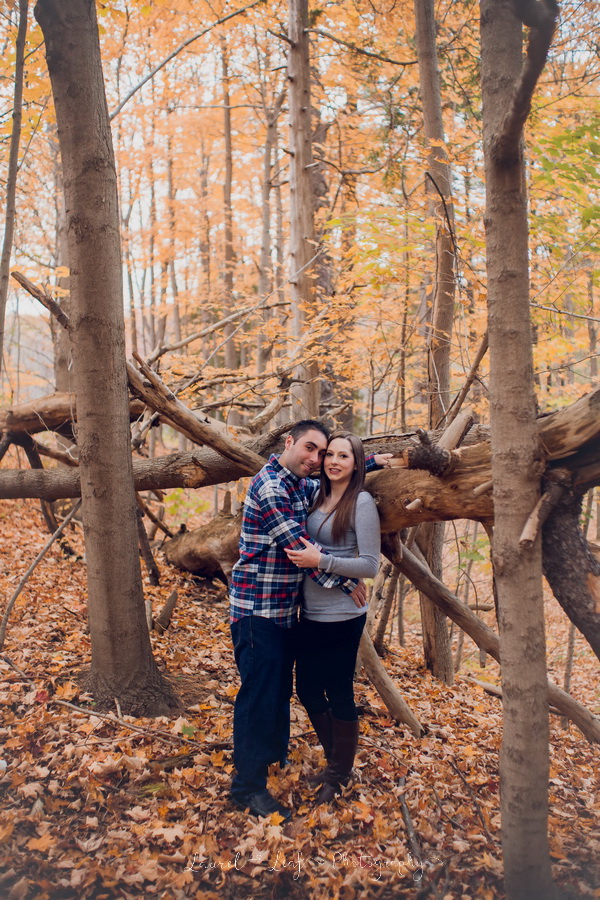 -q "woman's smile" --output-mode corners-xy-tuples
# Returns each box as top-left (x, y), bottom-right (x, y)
(324, 438), (355, 483)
